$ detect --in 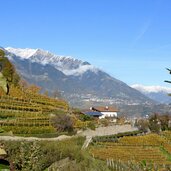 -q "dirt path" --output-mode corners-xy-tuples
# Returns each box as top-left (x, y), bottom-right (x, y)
(80, 124), (138, 149)
(79, 124), (138, 137)
(0, 125), (137, 142)
(0, 134), (73, 141)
